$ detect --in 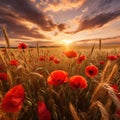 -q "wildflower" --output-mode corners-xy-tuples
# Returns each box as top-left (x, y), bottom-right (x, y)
(1, 49), (6, 53)
(107, 55), (118, 61)
(64, 50), (77, 58)
(77, 55), (86, 64)
(49, 55), (55, 61)
(111, 84), (120, 99)
(37, 101), (51, 120)
(18, 43), (27, 49)
(53, 58), (60, 64)
(47, 70), (68, 85)
(69, 75), (87, 89)
(9, 60), (19, 66)
(0, 73), (8, 81)
(85, 65), (98, 78)
(99, 61), (106, 65)
(111, 84), (119, 92)
(1, 85), (25, 112)
(39, 56), (45, 61)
